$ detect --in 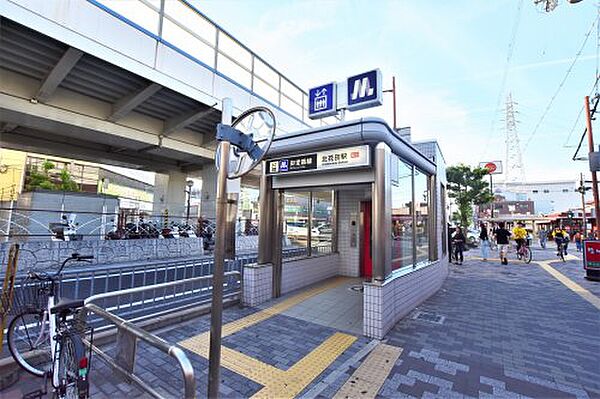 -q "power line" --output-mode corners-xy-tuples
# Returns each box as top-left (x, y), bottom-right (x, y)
(563, 73), (600, 148)
(523, 13), (600, 151)
(482, 0), (524, 159)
